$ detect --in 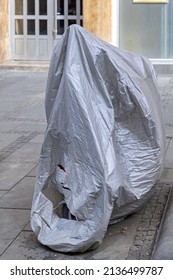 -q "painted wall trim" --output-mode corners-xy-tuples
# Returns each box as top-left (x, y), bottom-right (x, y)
(150, 59), (173, 64)
(111, 0), (119, 46)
